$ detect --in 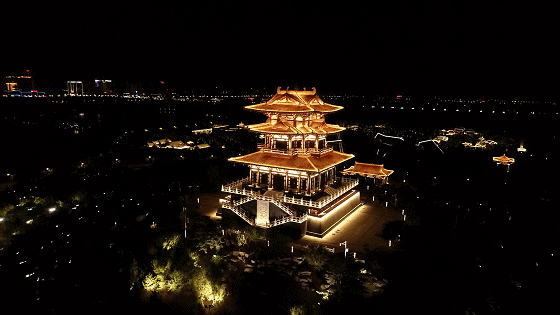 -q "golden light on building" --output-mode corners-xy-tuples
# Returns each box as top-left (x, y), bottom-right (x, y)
(6, 82), (18, 91)
(493, 154), (515, 171)
(219, 87), (362, 238)
(341, 162), (394, 185)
